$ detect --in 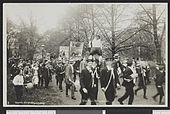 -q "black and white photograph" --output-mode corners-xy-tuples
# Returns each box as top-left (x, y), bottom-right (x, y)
(3, 3), (168, 107)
